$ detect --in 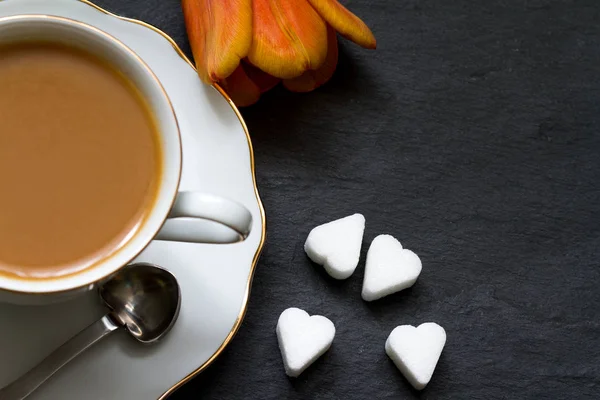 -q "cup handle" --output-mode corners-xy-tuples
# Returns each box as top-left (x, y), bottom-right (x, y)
(154, 191), (253, 244)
